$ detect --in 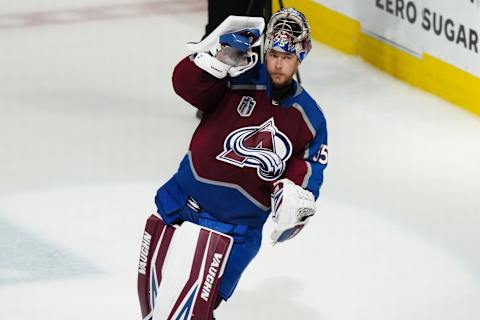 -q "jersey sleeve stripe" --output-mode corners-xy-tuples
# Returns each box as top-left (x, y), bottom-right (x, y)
(292, 102), (316, 138)
(301, 161), (313, 189)
(226, 83), (266, 90)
